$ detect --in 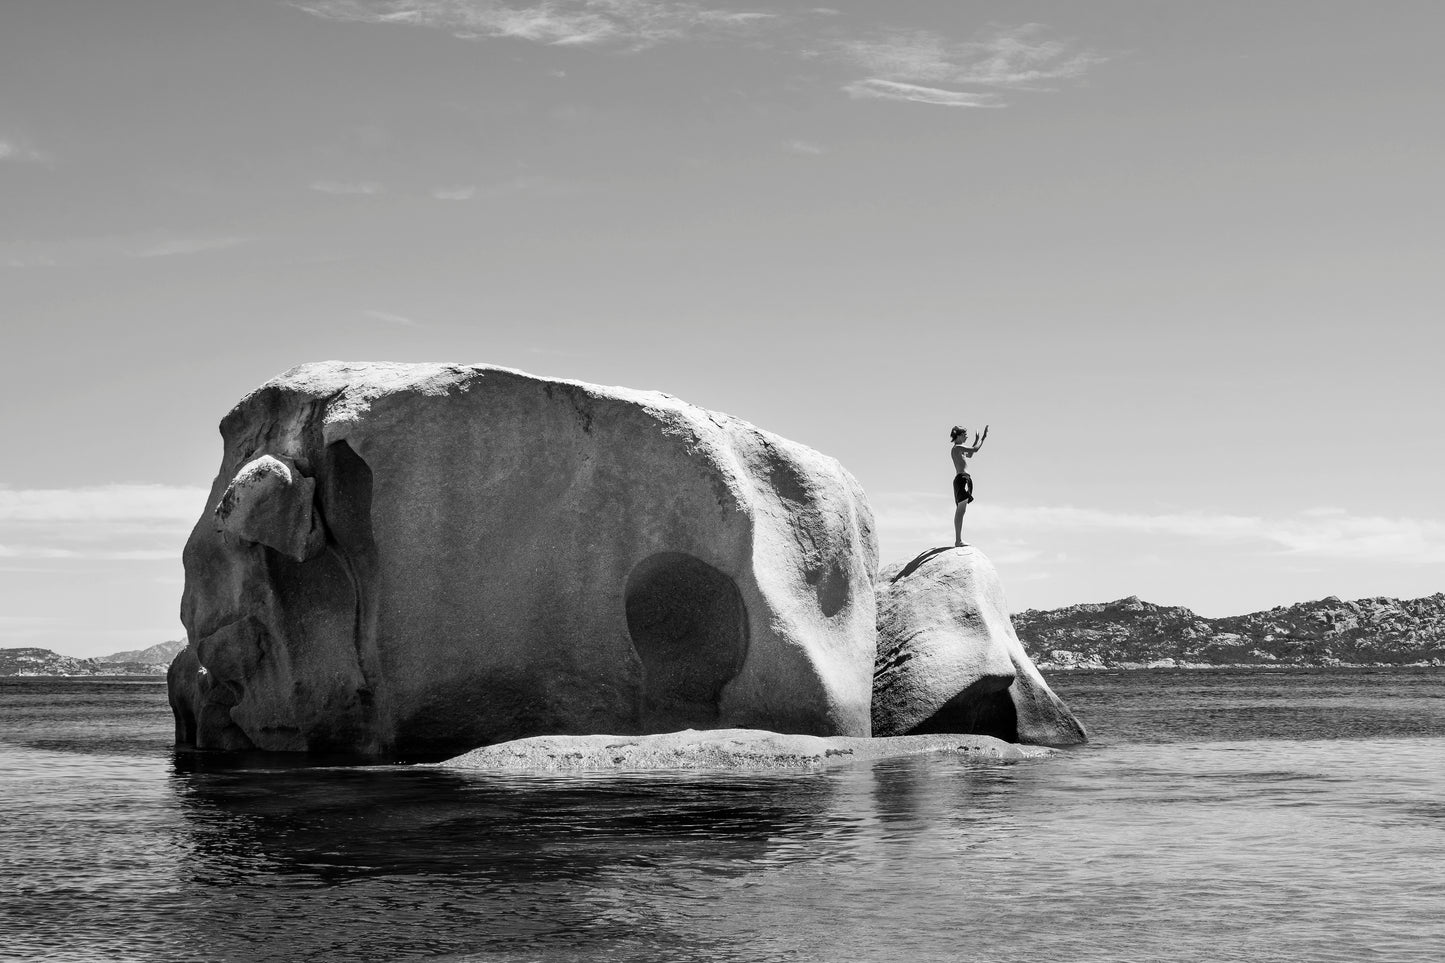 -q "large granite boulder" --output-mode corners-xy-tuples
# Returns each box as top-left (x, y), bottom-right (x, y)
(873, 546), (1087, 746)
(171, 362), (878, 756)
